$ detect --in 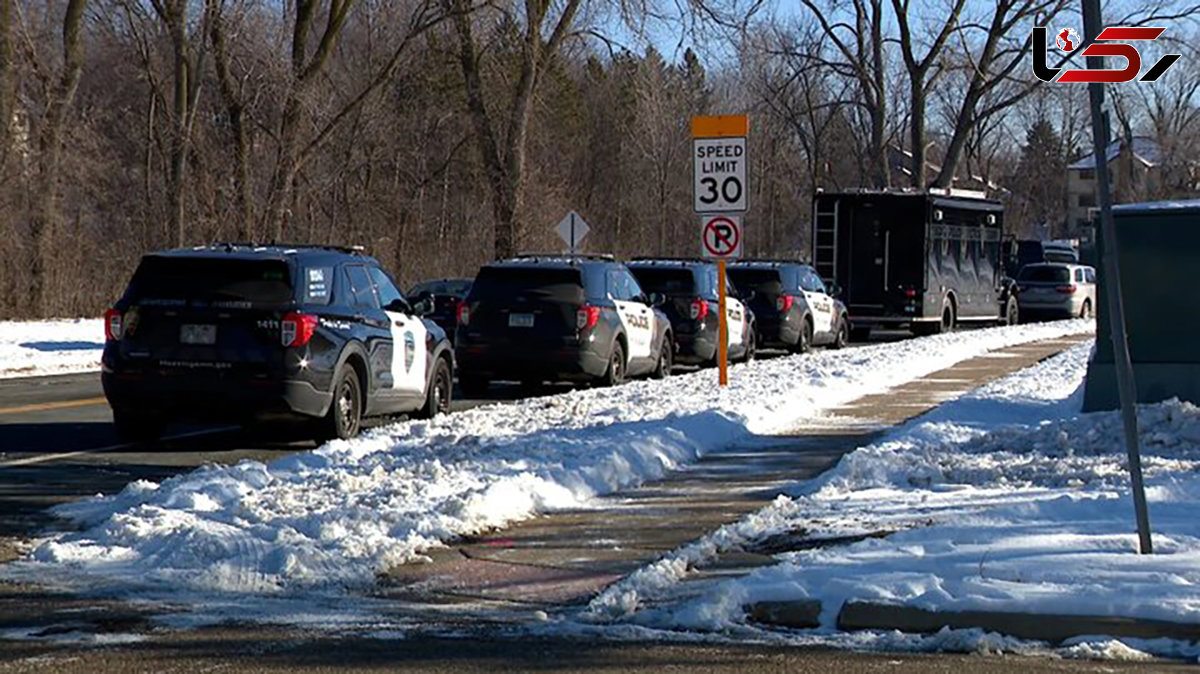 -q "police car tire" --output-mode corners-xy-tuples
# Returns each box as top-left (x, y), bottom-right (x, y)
(602, 341), (626, 387)
(653, 338), (673, 379)
(793, 318), (813, 354)
(832, 318), (849, 349)
(1005, 297), (1019, 326)
(321, 366), (362, 440)
(739, 328), (756, 362)
(416, 357), (452, 419)
(113, 409), (165, 445)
